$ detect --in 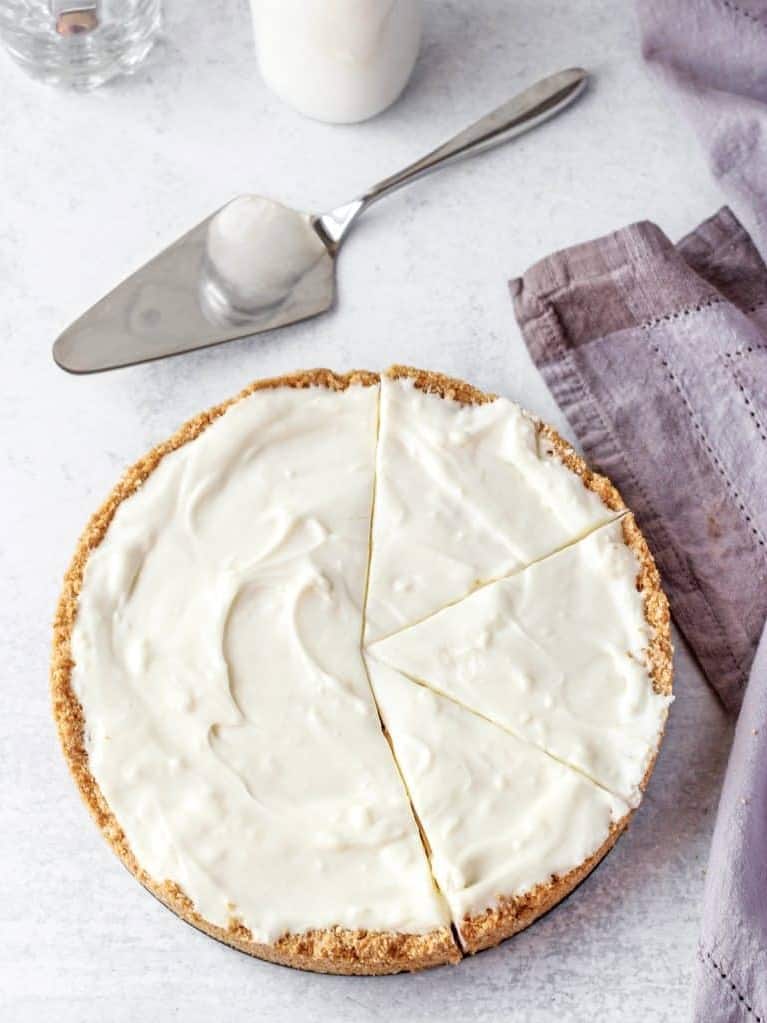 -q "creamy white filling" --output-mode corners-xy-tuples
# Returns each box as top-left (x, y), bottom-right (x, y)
(364, 376), (620, 643)
(369, 518), (672, 806)
(369, 661), (629, 932)
(69, 372), (667, 946)
(70, 382), (448, 943)
(206, 196), (327, 311)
